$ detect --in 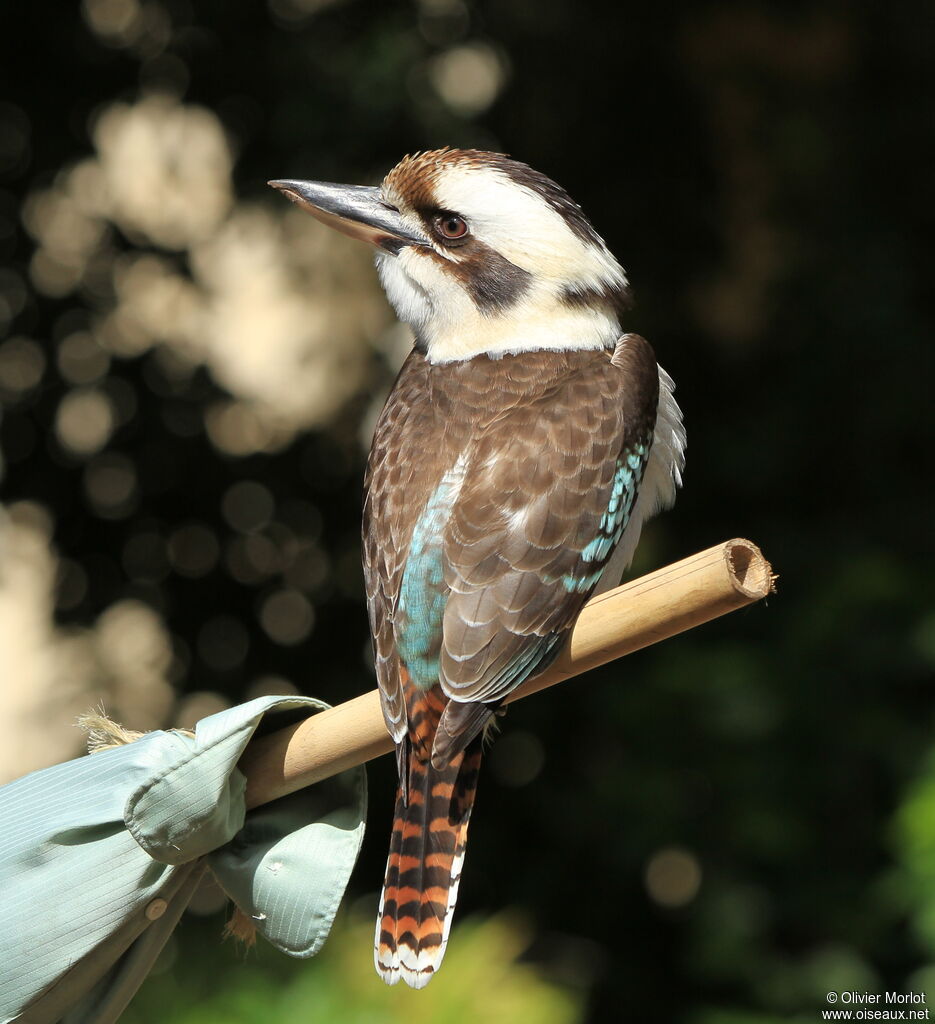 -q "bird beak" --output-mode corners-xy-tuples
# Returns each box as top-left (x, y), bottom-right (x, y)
(268, 179), (428, 255)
